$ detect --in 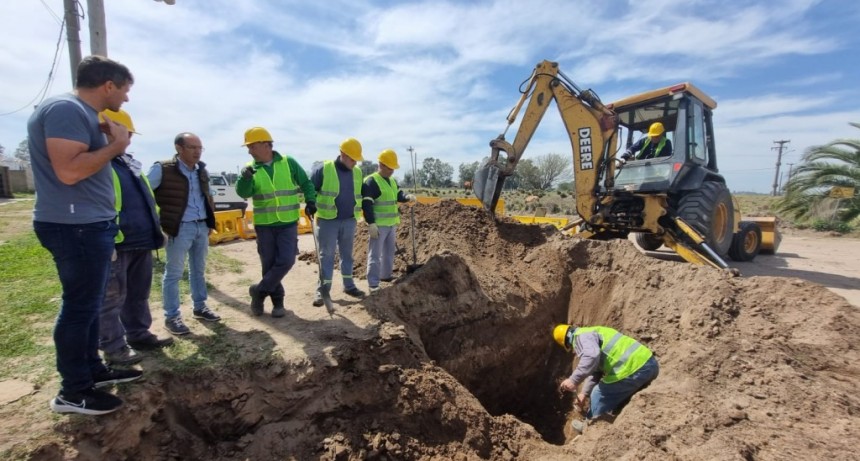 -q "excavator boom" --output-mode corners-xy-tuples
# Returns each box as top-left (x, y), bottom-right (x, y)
(474, 61), (619, 220)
